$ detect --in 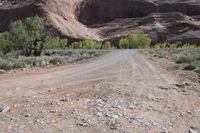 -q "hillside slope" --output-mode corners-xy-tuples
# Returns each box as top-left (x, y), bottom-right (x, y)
(0, 0), (200, 44)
